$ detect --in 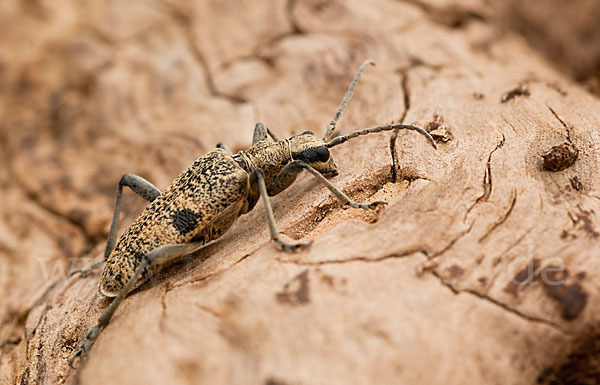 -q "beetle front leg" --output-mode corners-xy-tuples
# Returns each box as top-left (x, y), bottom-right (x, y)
(69, 241), (206, 367)
(71, 174), (161, 277)
(255, 169), (311, 252)
(105, 174), (162, 258)
(266, 162), (303, 196)
(272, 160), (386, 210)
